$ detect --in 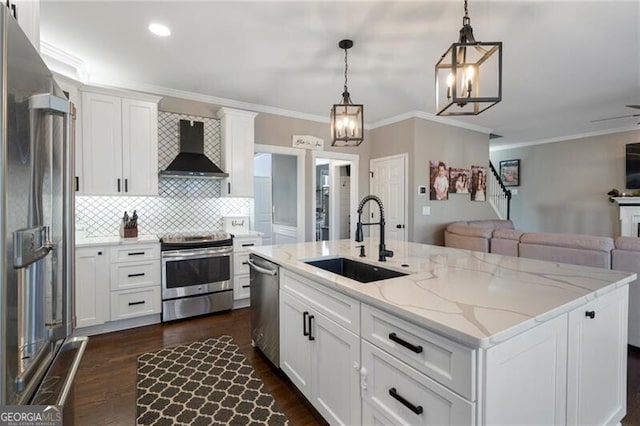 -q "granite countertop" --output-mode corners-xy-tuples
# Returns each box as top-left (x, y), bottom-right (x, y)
(76, 234), (159, 247)
(251, 239), (636, 349)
